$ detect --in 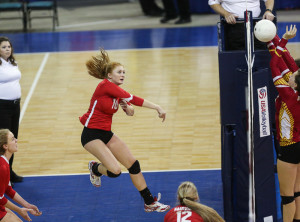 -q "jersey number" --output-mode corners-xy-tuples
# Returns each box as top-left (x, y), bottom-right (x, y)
(112, 99), (118, 109)
(176, 211), (192, 222)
